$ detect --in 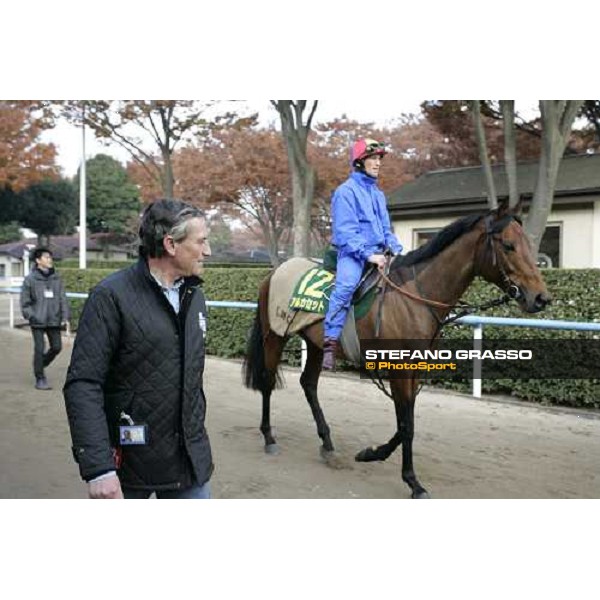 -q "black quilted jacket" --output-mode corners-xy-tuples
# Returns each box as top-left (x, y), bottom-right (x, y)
(63, 258), (213, 490)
